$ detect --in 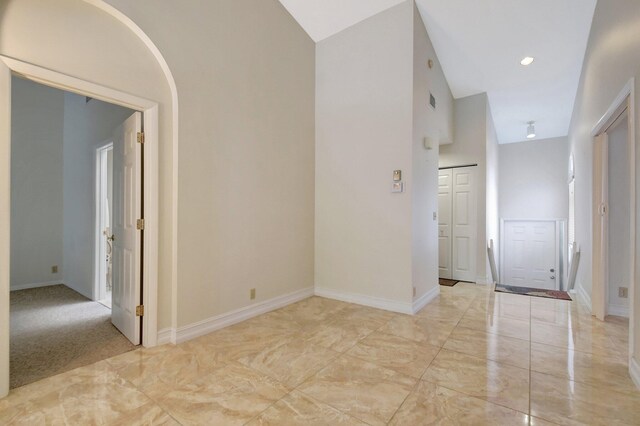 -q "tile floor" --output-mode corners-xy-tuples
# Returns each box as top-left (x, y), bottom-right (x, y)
(1, 282), (639, 425)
